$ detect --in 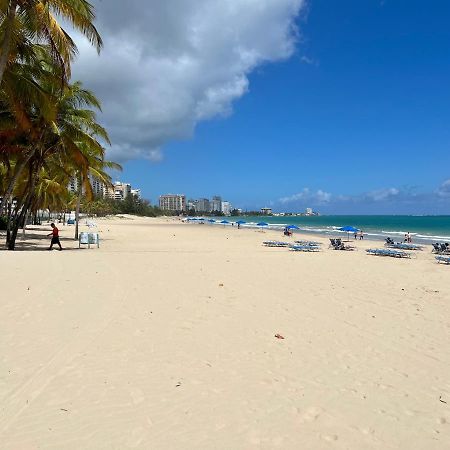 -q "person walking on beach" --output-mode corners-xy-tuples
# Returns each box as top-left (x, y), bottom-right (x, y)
(359, 230), (364, 240)
(47, 223), (63, 250)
